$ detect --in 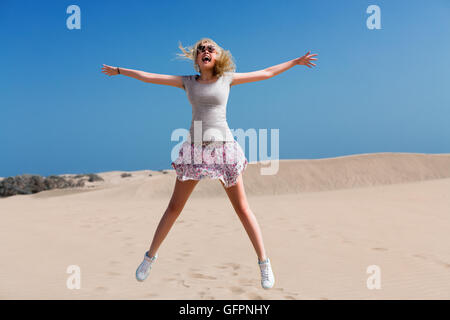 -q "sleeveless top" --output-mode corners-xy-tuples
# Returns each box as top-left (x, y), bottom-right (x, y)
(181, 71), (235, 143)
